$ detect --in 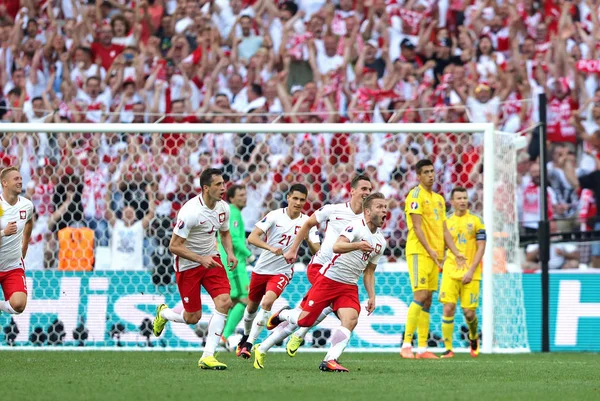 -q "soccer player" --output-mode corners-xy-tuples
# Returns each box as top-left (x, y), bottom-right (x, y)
(400, 159), (466, 359)
(218, 184), (253, 344)
(153, 168), (238, 370)
(439, 187), (486, 358)
(236, 184), (320, 358)
(263, 193), (388, 372)
(281, 174), (372, 356)
(0, 167), (34, 316)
